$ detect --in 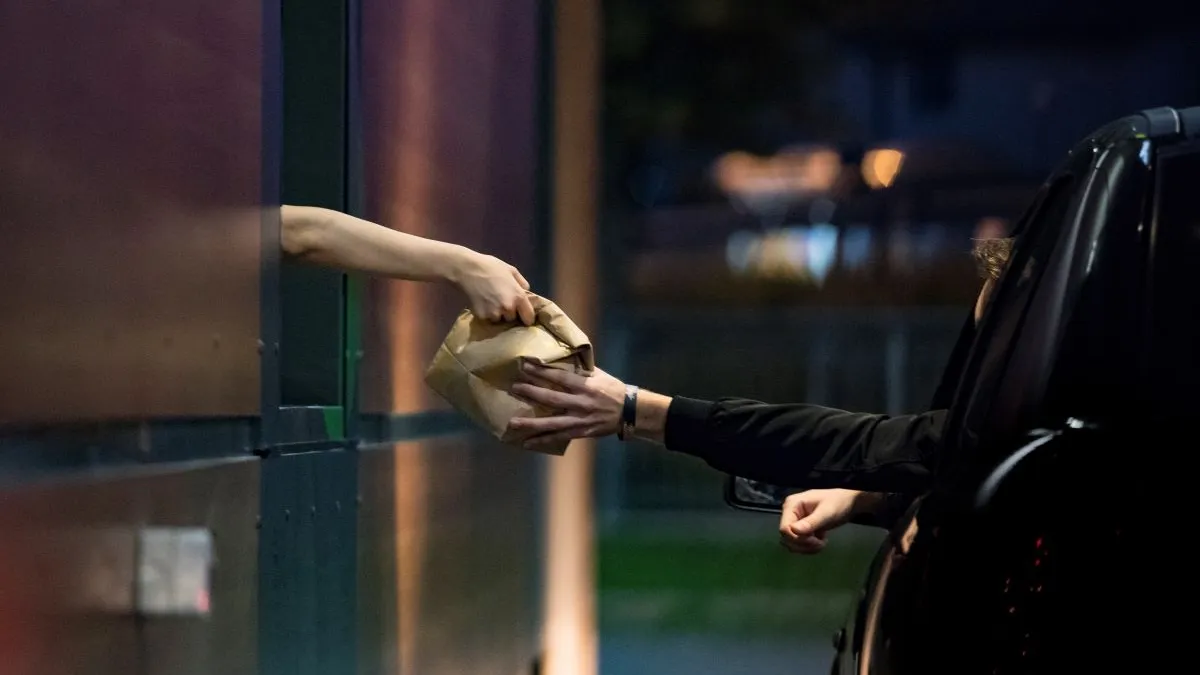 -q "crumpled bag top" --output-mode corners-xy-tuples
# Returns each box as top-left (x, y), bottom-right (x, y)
(424, 294), (593, 455)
